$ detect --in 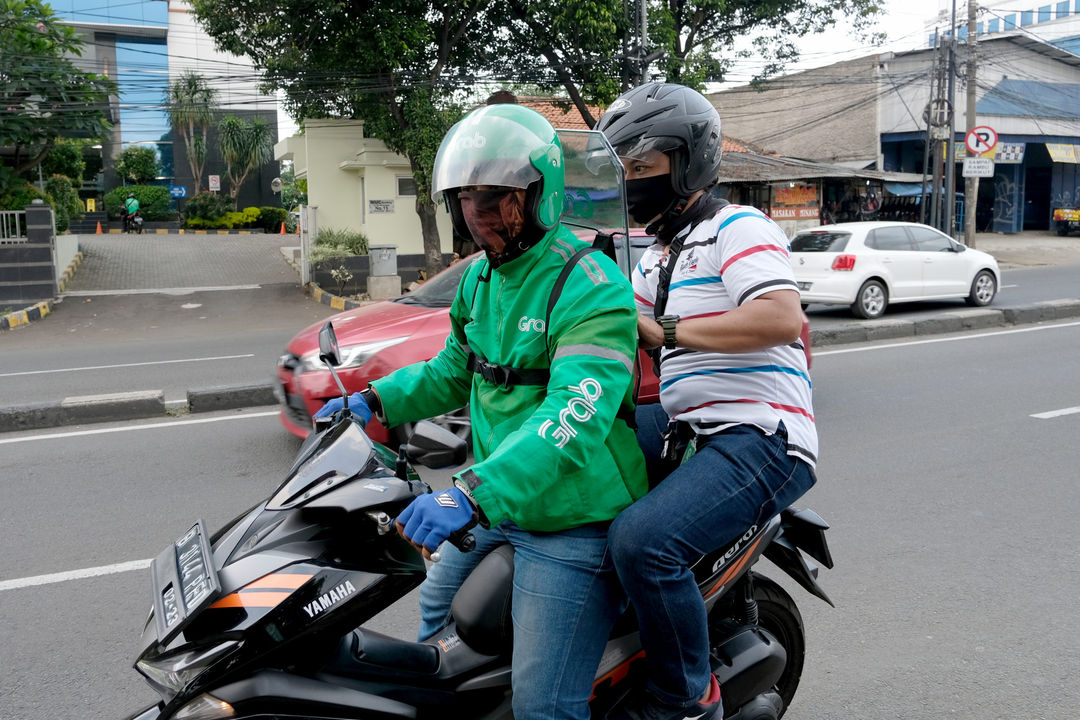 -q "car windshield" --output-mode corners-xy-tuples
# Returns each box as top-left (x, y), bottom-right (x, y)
(791, 232), (851, 252)
(393, 255), (479, 308)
